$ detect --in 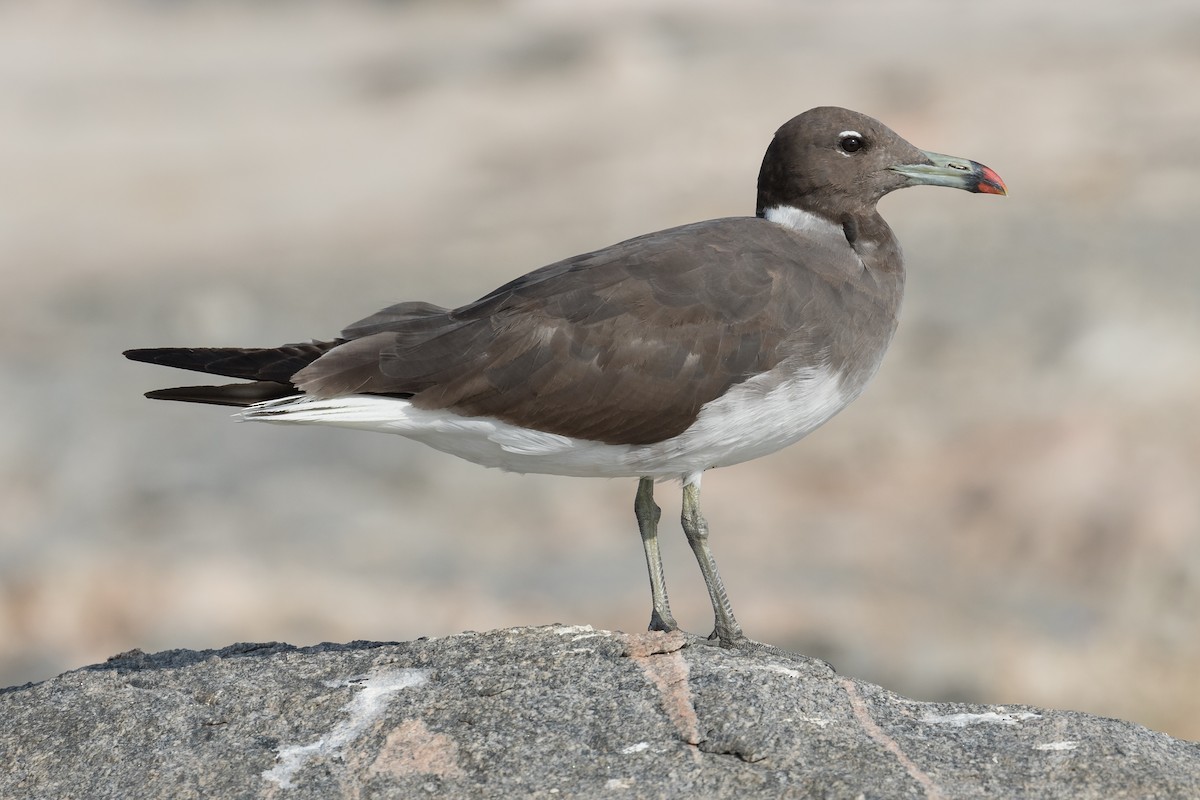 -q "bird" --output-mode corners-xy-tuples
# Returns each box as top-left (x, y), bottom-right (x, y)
(125, 107), (1005, 646)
